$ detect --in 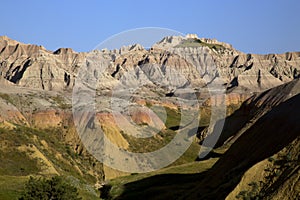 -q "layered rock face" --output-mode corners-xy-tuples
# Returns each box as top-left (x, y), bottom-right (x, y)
(153, 35), (300, 92)
(0, 36), (85, 91)
(1, 35), (299, 93)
